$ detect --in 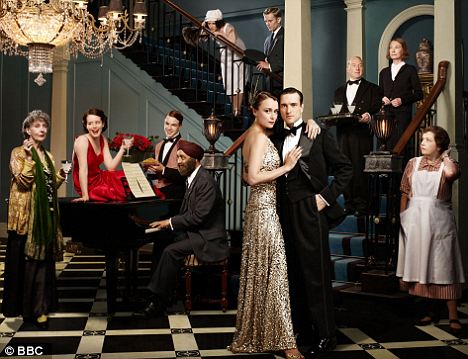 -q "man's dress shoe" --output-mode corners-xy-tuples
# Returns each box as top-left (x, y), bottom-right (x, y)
(133, 299), (165, 318)
(307, 336), (337, 357)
